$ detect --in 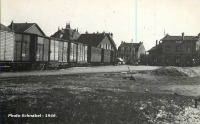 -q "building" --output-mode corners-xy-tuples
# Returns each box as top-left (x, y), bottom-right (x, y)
(8, 21), (46, 36)
(147, 40), (162, 65)
(51, 23), (80, 41)
(118, 41), (145, 64)
(148, 32), (200, 66)
(76, 32), (117, 51)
